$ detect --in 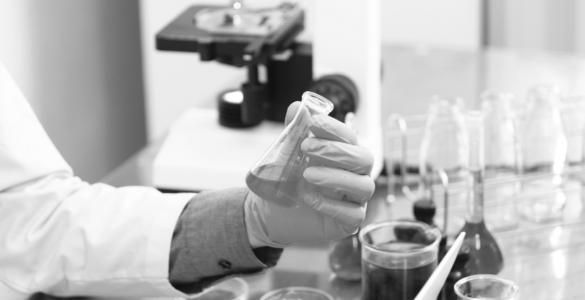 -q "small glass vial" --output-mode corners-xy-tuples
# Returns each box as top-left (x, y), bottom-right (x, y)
(246, 91), (334, 207)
